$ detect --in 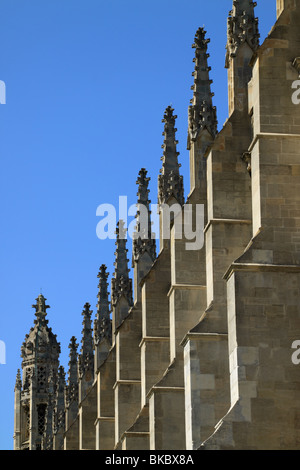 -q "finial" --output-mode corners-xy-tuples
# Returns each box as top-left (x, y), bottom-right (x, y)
(32, 294), (50, 325)
(136, 168), (150, 205)
(57, 365), (65, 389)
(133, 168), (156, 263)
(188, 27), (217, 146)
(111, 221), (133, 307)
(94, 265), (112, 344)
(158, 106), (184, 206)
(225, 0), (259, 67)
(97, 265), (110, 318)
(78, 303), (94, 378)
(68, 336), (78, 363)
(66, 336), (78, 405)
(68, 336), (78, 382)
